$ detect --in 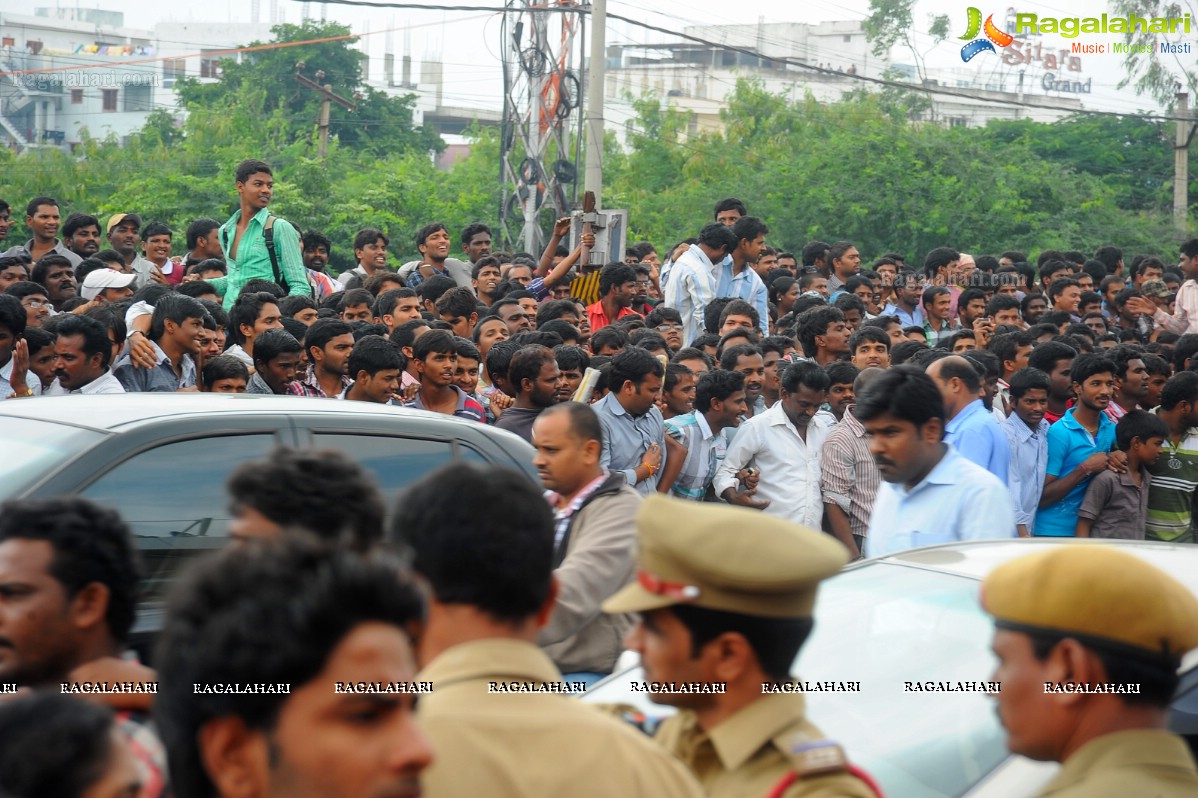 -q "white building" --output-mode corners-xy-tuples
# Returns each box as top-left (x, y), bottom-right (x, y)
(603, 20), (1087, 142)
